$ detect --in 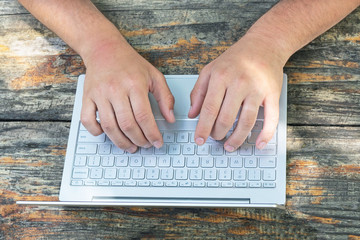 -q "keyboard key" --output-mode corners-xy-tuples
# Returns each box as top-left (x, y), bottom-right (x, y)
(141, 147), (154, 155)
(72, 168), (88, 179)
(102, 156), (114, 167)
(187, 156), (199, 168)
(257, 107), (264, 119)
(132, 168), (145, 179)
(229, 157), (242, 168)
(197, 145), (209, 155)
(152, 181), (164, 187)
(175, 169), (188, 180)
(169, 144), (181, 155)
(144, 156), (156, 167)
(263, 169), (276, 181)
(104, 168), (117, 179)
(190, 132), (195, 143)
(112, 145), (125, 155)
(165, 181), (178, 187)
(163, 132), (175, 143)
(207, 182), (219, 187)
(161, 169), (174, 180)
(255, 144), (276, 156)
(248, 131), (260, 144)
(78, 131), (105, 143)
(176, 132), (188, 143)
(98, 144), (111, 155)
(155, 145), (167, 155)
(147, 169), (159, 180)
(98, 180), (110, 186)
(215, 157), (228, 168)
(118, 168), (131, 179)
(249, 182), (262, 188)
(71, 180), (83, 186)
(138, 181), (150, 187)
(201, 157), (214, 168)
(233, 169), (246, 181)
(182, 144), (195, 155)
(90, 168), (103, 179)
(239, 144), (252, 155)
(259, 157), (276, 168)
(88, 156), (100, 167)
(204, 169), (217, 180)
(221, 182), (233, 188)
(172, 156), (185, 167)
(76, 144), (97, 154)
(74, 156), (87, 166)
(244, 157), (257, 168)
(219, 169), (231, 180)
(158, 156), (171, 167)
(248, 169), (261, 181)
(129, 156), (142, 167)
(111, 180), (123, 186)
(189, 169), (202, 180)
(115, 156), (128, 167)
(84, 180), (96, 186)
(179, 181), (192, 187)
(211, 144), (224, 156)
(252, 120), (263, 131)
(124, 180), (137, 186)
(193, 181), (206, 187)
(235, 182), (247, 188)
(263, 182), (276, 188)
